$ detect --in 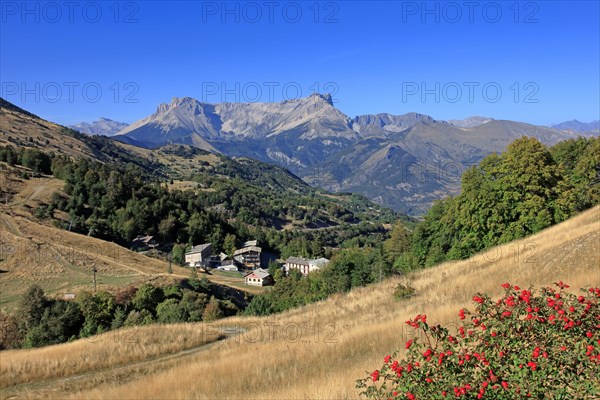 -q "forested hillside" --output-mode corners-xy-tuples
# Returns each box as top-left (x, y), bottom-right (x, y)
(401, 136), (600, 268)
(0, 144), (400, 261)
